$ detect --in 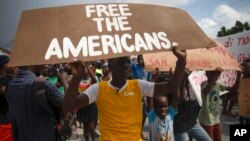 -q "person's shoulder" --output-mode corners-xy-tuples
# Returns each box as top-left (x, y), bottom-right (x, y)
(98, 80), (108, 85)
(135, 79), (147, 85)
(95, 81), (106, 89)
